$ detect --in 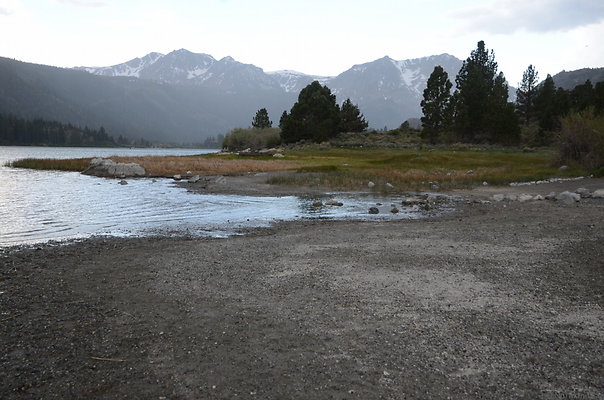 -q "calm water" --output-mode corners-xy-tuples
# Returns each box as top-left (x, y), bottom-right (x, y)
(0, 146), (440, 247)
